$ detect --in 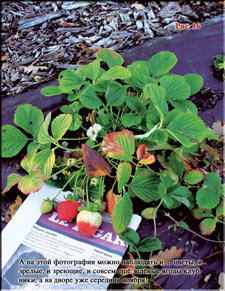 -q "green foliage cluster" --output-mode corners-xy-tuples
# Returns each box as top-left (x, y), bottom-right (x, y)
(2, 49), (224, 239)
(213, 54), (225, 79)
